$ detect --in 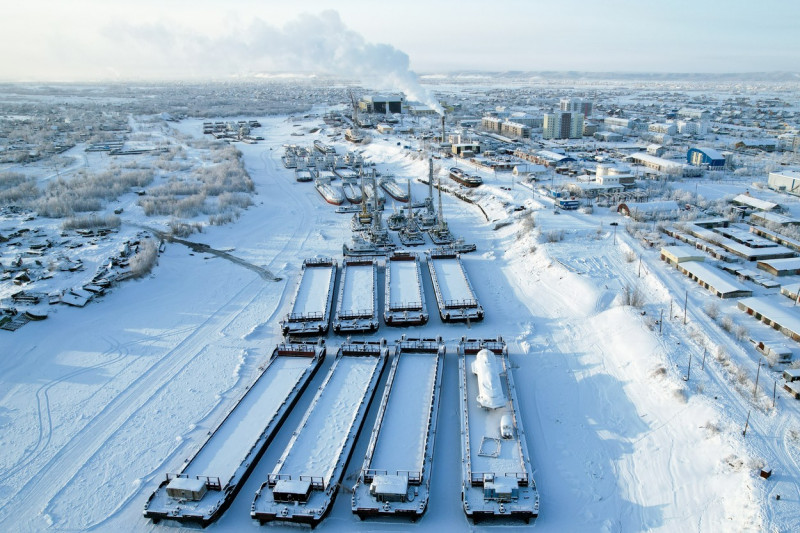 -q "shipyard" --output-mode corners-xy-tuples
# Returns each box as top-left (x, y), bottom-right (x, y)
(2, 3), (799, 533)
